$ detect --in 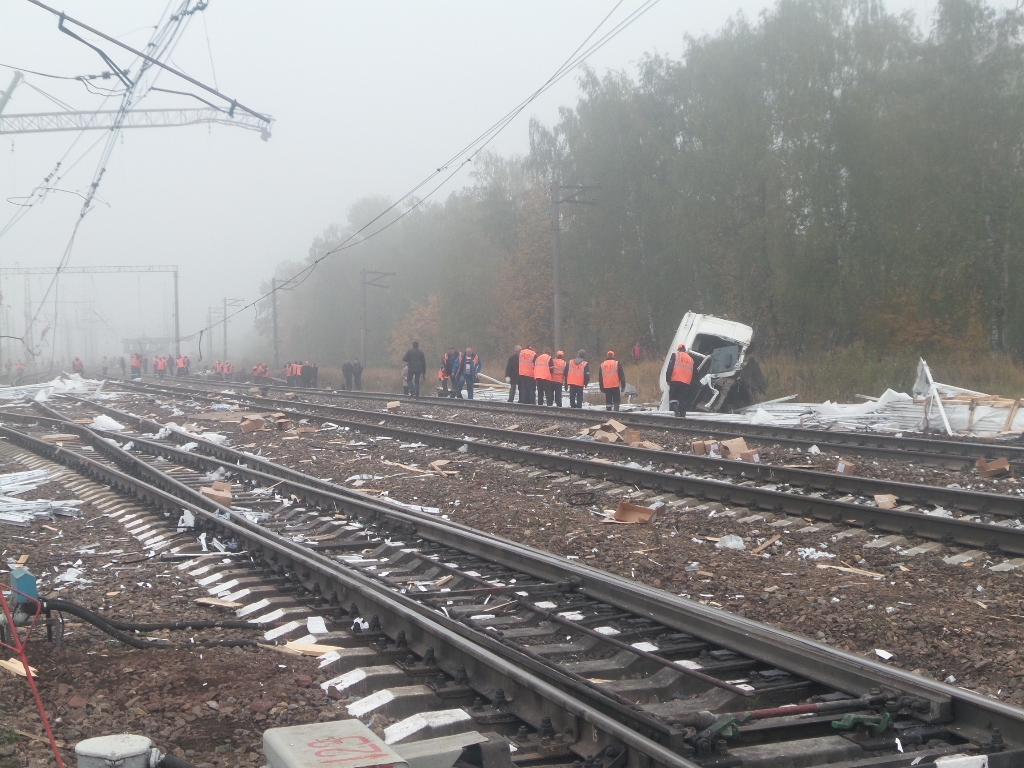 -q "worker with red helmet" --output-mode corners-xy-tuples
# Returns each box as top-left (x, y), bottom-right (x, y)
(598, 350), (626, 411)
